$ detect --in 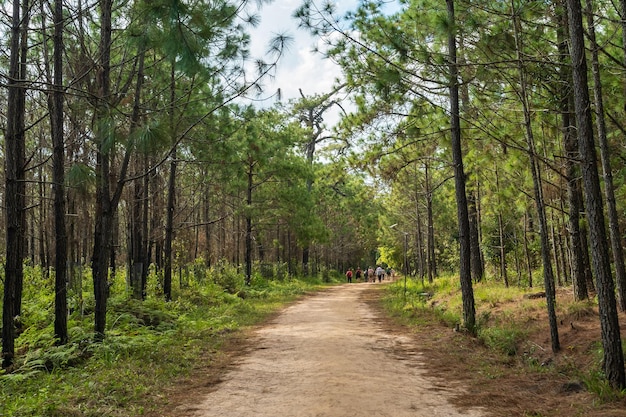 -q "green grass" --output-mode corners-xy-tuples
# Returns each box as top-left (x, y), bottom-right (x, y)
(0, 264), (342, 416)
(383, 274), (626, 407)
